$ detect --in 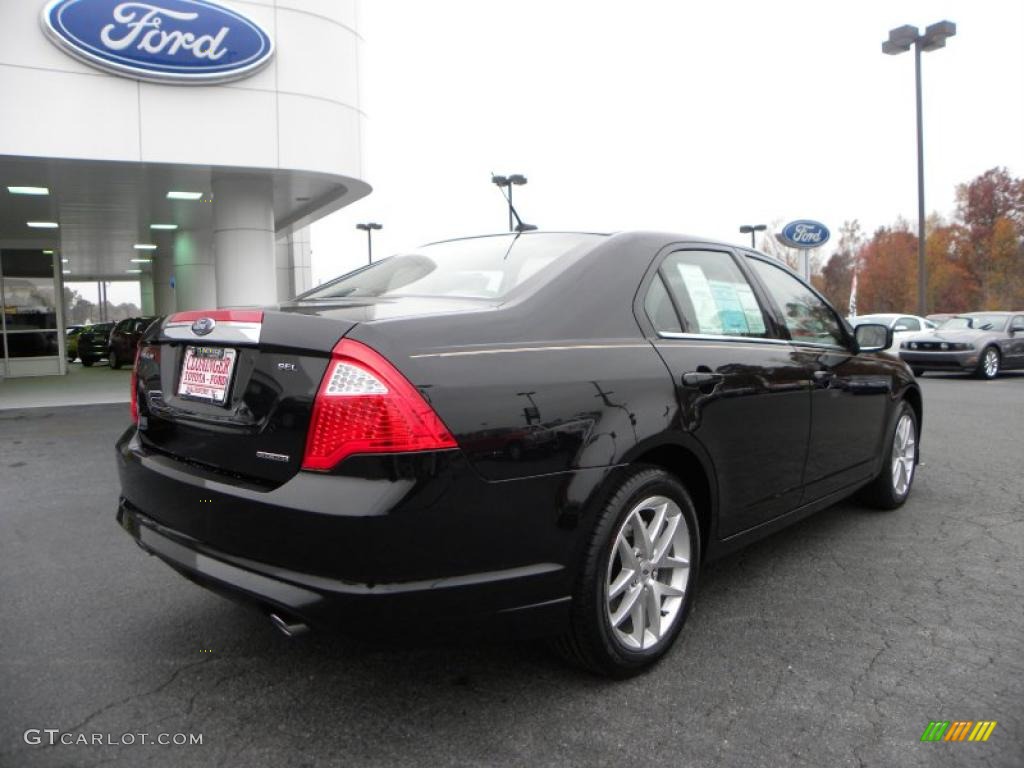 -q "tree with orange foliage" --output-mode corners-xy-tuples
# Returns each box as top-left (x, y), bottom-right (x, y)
(854, 222), (917, 314)
(954, 167), (1024, 308)
(925, 222), (976, 313)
